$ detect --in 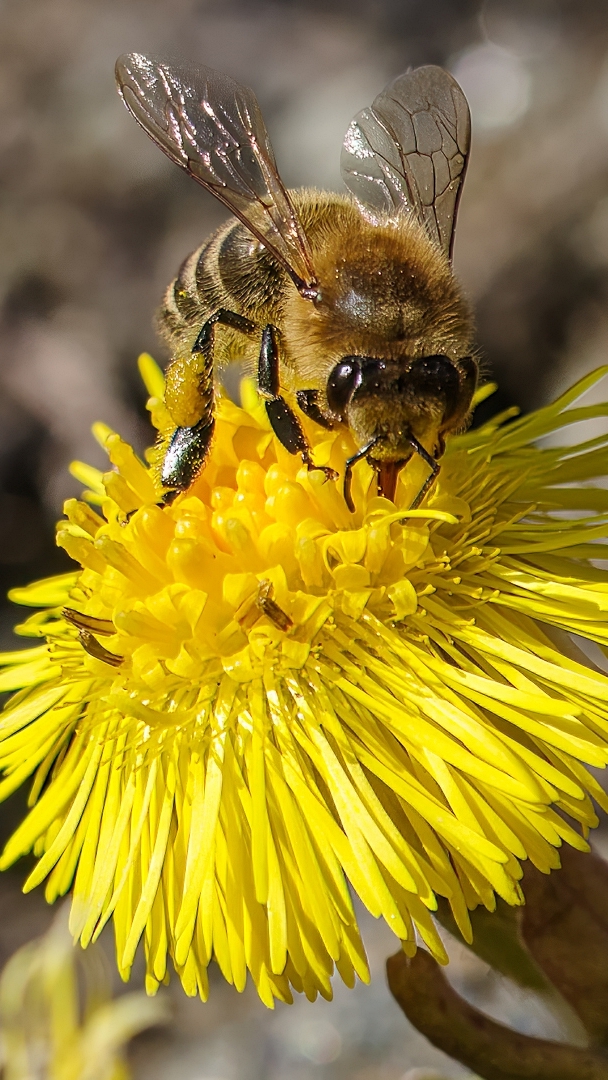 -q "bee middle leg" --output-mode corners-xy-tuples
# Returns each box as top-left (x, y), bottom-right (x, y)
(258, 325), (337, 480)
(295, 389), (335, 430)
